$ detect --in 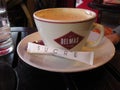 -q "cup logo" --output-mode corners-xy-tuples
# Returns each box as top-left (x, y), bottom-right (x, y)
(54, 31), (84, 49)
